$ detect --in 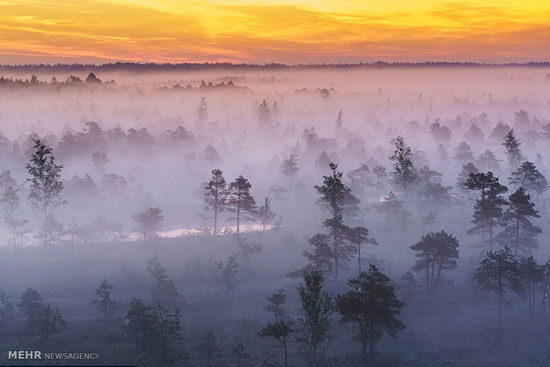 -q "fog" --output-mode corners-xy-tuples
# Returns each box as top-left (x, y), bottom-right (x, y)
(0, 65), (549, 366)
